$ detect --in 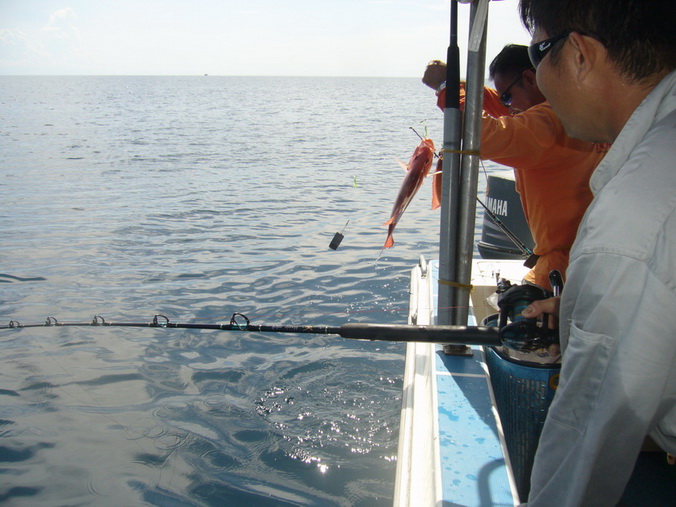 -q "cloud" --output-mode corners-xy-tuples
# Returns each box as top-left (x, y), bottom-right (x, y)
(42, 8), (83, 51)
(0, 1), (530, 76)
(0, 28), (47, 70)
(0, 8), (91, 74)
(46, 7), (78, 26)
(0, 28), (31, 55)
